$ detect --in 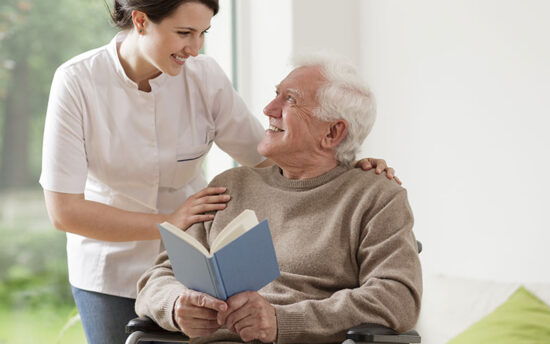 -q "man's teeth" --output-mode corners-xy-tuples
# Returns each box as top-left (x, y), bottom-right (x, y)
(173, 54), (186, 62)
(269, 125), (283, 132)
